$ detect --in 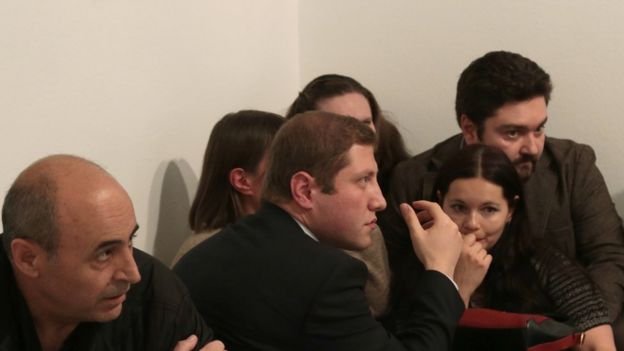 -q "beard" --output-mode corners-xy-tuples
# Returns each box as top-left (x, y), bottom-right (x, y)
(512, 154), (538, 181)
